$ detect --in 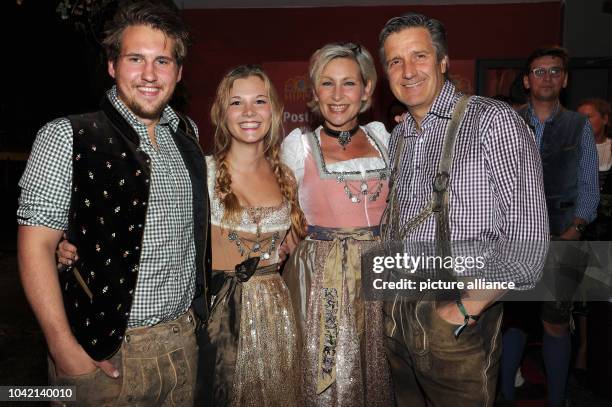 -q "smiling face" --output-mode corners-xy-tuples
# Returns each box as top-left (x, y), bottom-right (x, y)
(226, 75), (272, 146)
(108, 24), (182, 125)
(383, 27), (447, 123)
(314, 57), (372, 131)
(523, 55), (567, 103)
